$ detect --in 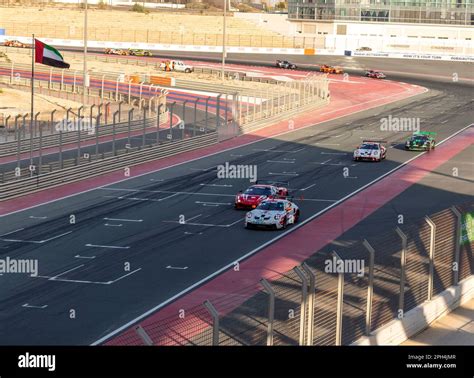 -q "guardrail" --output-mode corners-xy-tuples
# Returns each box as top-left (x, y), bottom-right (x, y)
(105, 203), (474, 346)
(0, 132), (218, 200)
